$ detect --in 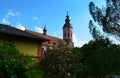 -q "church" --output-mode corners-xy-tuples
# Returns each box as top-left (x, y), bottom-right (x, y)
(26, 13), (74, 51)
(0, 13), (74, 60)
